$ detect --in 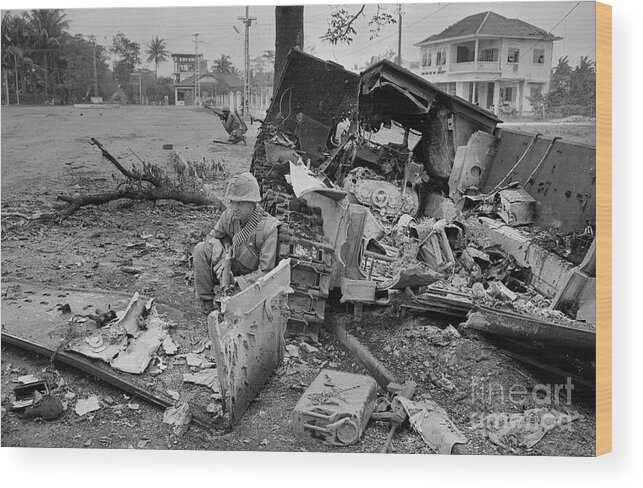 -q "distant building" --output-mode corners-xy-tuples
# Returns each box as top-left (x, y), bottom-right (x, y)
(171, 53), (208, 105)
(412, 11), (561, 116)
